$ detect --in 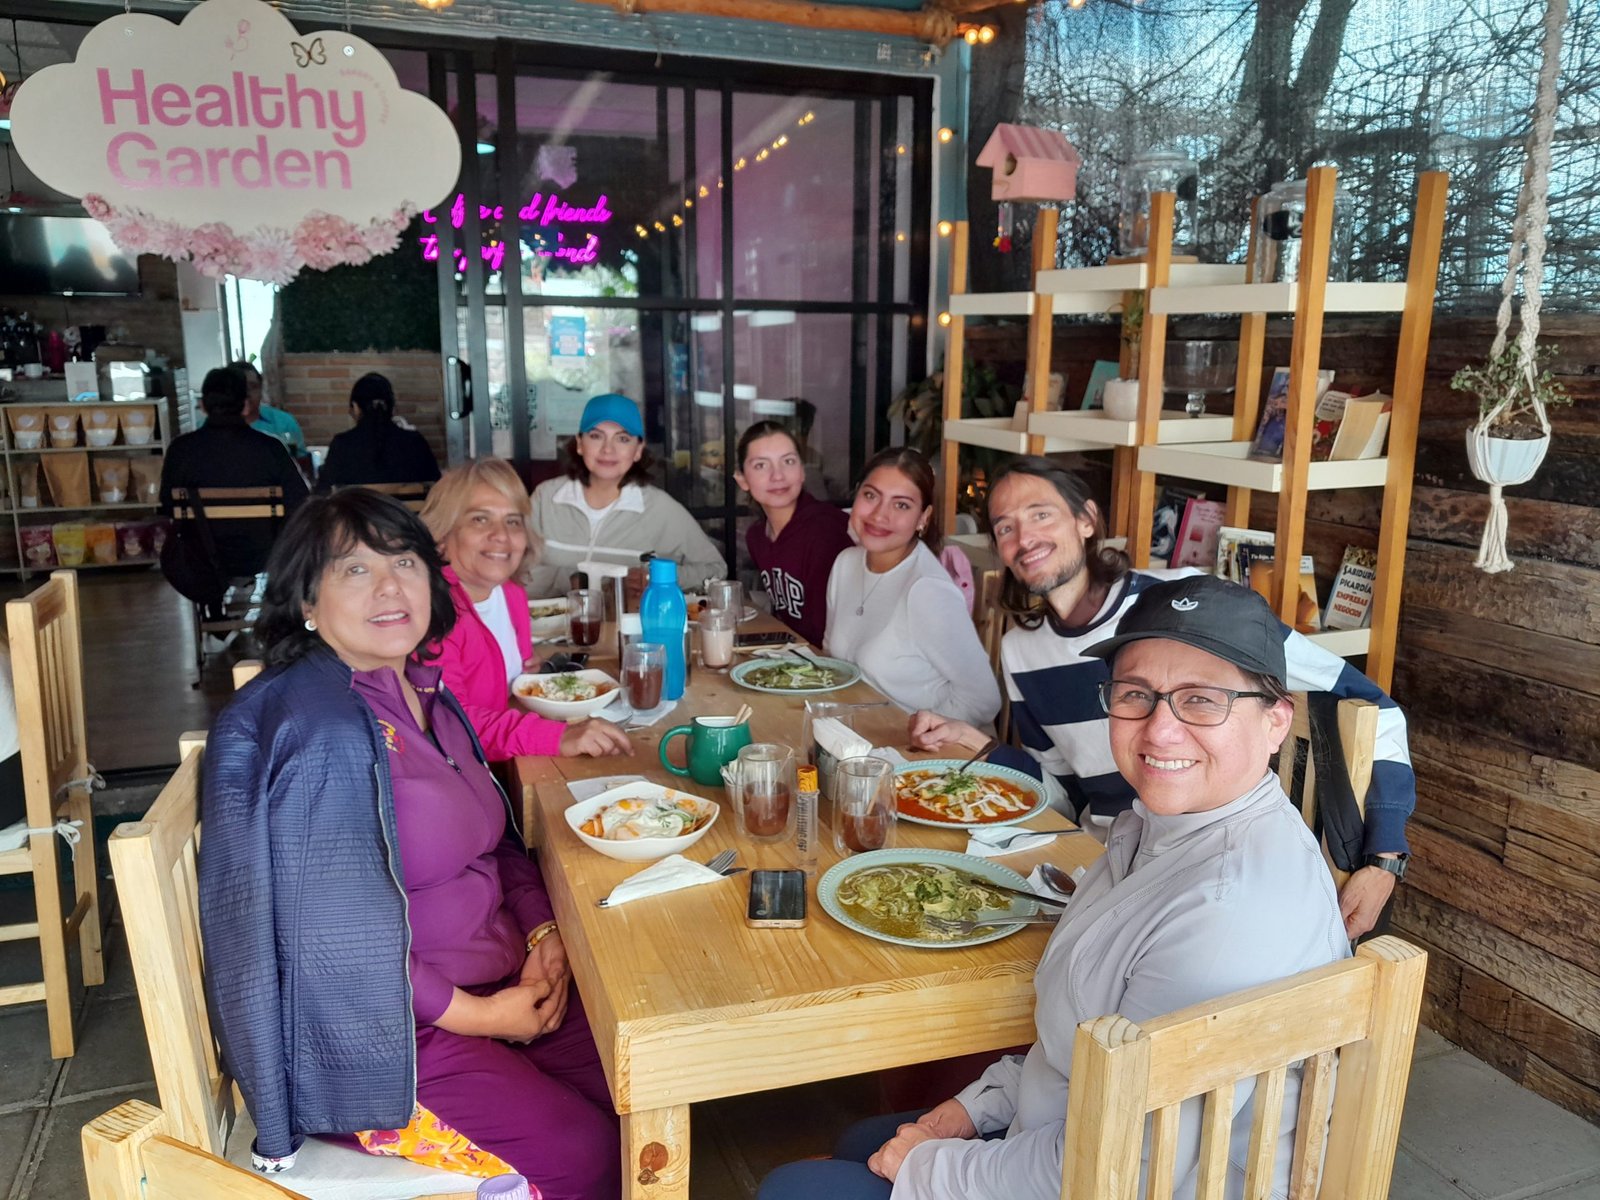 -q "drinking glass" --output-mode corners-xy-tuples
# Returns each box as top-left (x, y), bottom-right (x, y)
(730, 742), (797, 843)
(831, 756), (896, 855)
(567, 588), (604, 647)
(698, 607), (737, 670)
(622, 641), (665, 710)
(708, 579), (743, 618)
(802, 700), (858, 801)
